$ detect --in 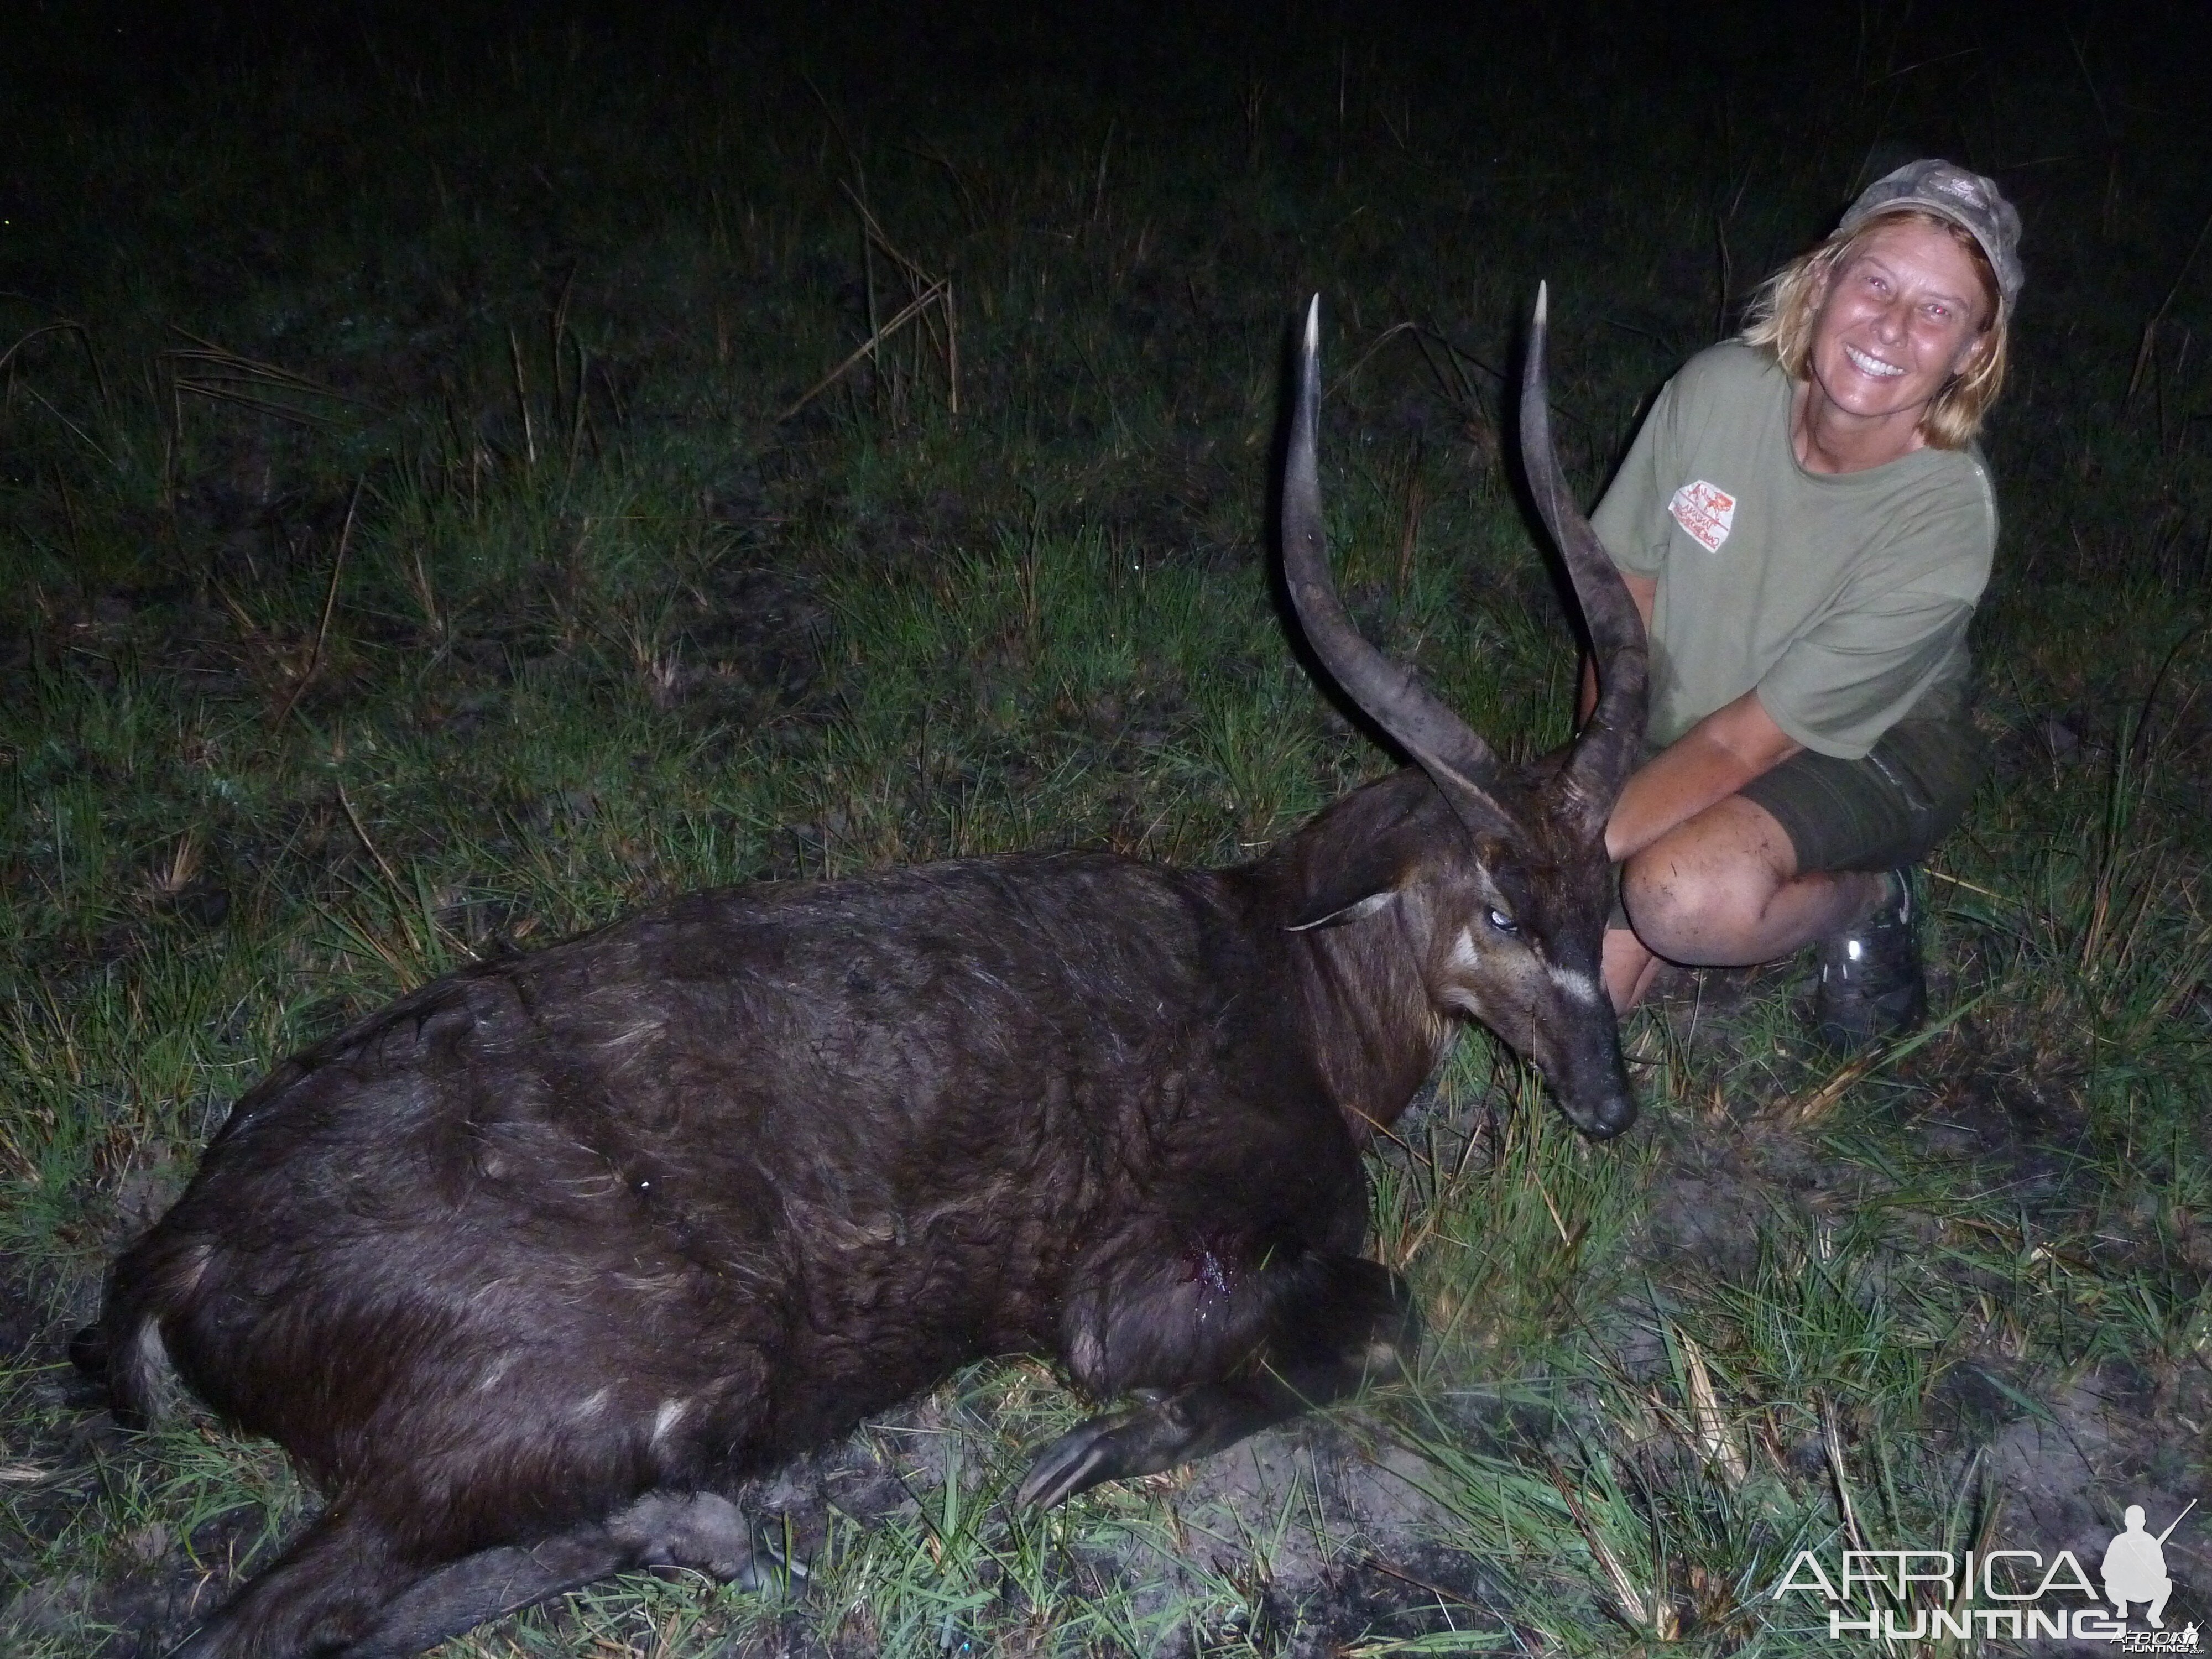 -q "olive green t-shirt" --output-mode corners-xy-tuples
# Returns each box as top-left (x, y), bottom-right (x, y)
(1588, 342), (1995, 760)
